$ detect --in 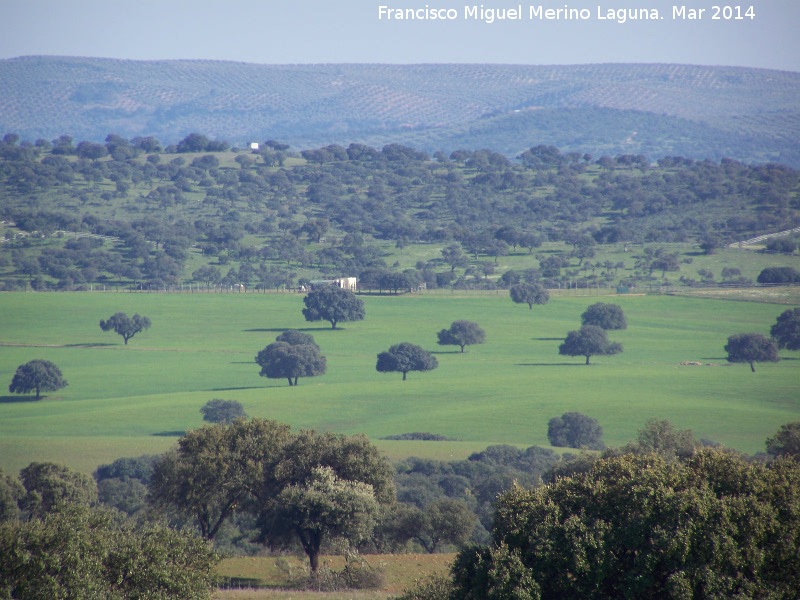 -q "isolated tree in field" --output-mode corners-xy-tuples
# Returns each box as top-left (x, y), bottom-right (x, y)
(509, 282), (549, 309)
(581, 302), (627, 330)
(99, 312), (151, 344)
(765, 422), (800, 458)
(437, 320), (486, 353)
(547, 412), (604, 450)
(724, 333), (779, 372)
(558, 325), (623, 365)
(200, 399), (247, 424)
(770, 307), (800, 351)
(376, 342), (438, 380)
(302, 284), (365, 329)
(255, 341), (326, 386)
(8, 359), (68, 399)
